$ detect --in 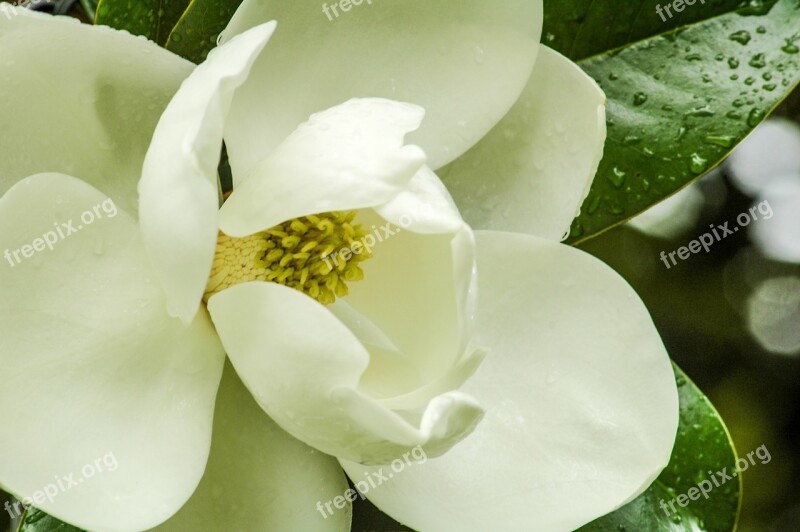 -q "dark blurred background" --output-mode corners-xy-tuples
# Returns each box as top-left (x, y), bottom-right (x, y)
(1, 2), (798, 531)
(580, 88), (800, 531)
